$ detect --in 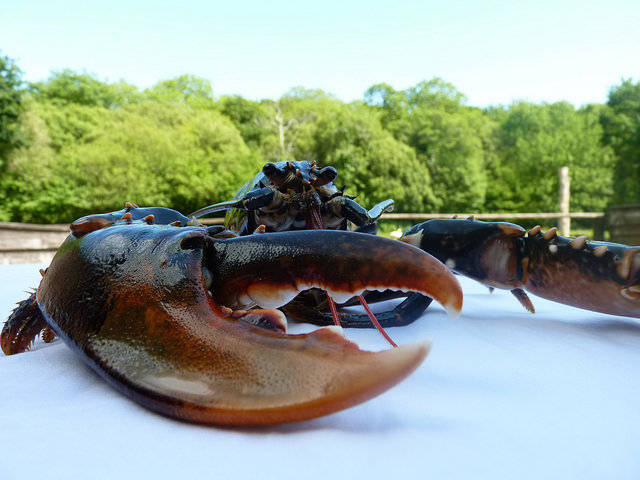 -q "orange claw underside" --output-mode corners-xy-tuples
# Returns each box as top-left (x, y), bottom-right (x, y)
(30, 224), (460, 426)
(97, 299), (431, 425)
